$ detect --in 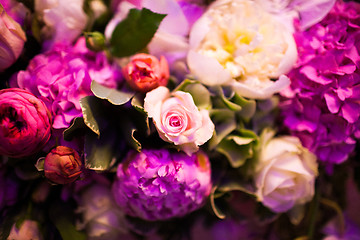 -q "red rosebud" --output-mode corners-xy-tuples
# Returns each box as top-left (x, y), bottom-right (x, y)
(44, 146), (82, 184)
(123, 53), (170, 92)
(0, 88), (51, 158)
